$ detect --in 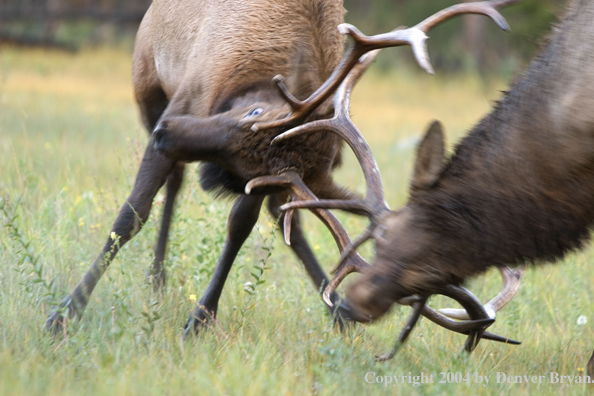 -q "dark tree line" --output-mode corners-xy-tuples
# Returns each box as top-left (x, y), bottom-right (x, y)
(0, 0), (566, 71)
(0, 0), (150, 50)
